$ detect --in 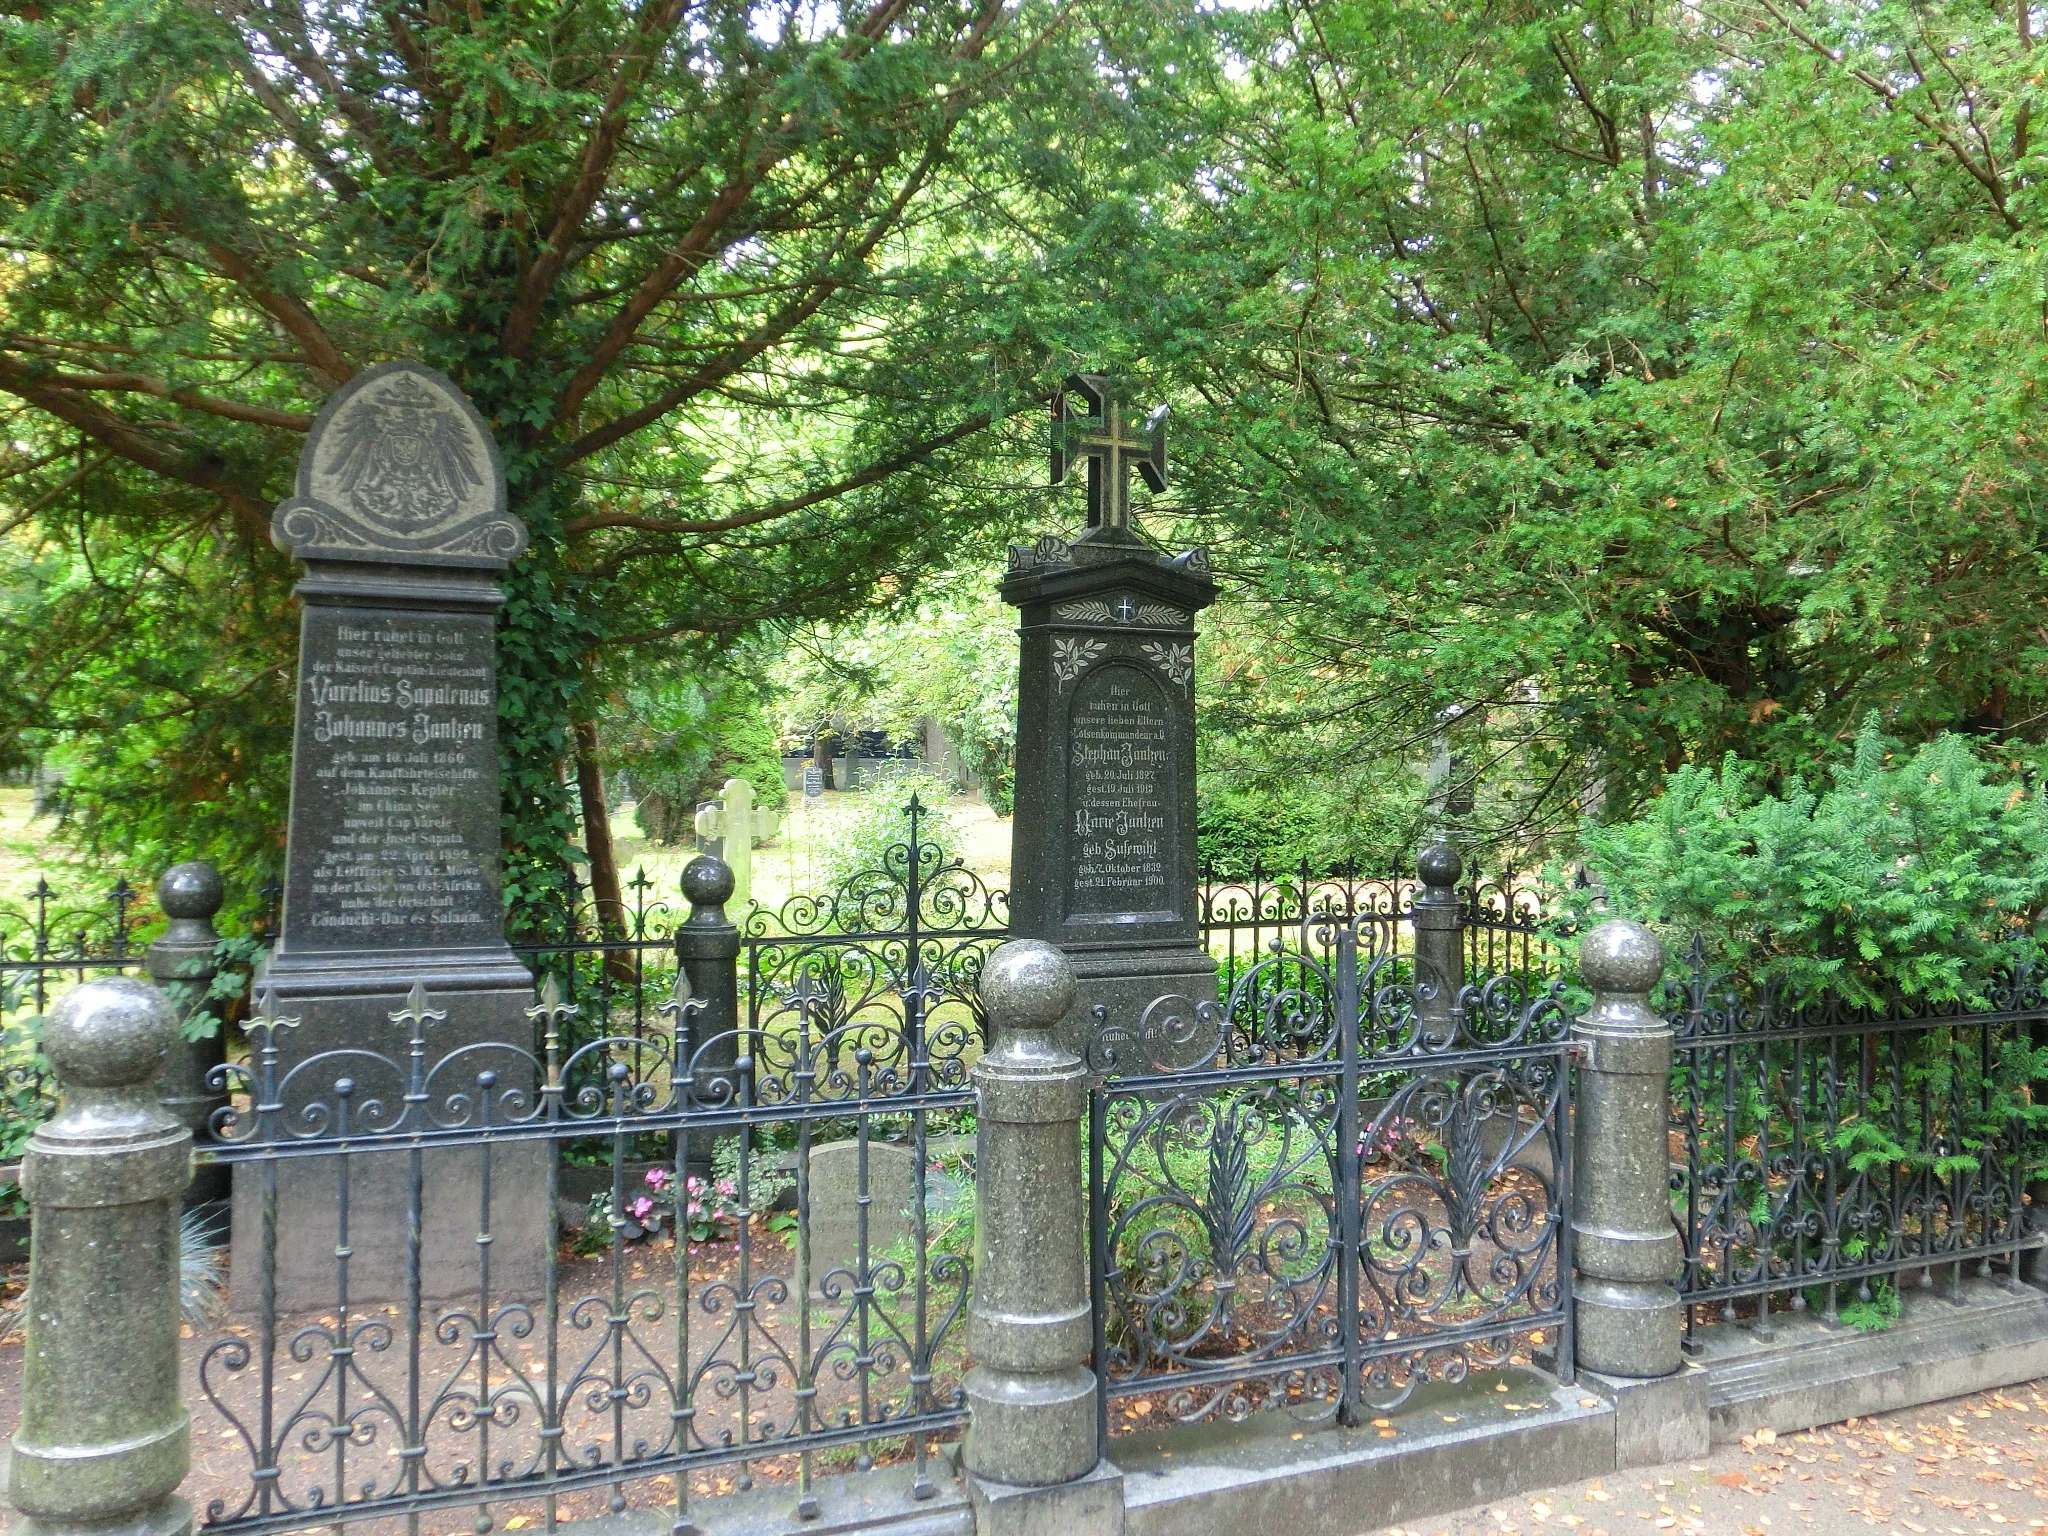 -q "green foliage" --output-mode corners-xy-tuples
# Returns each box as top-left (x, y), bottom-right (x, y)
(0, 1), (1142, 925)
(809, 772), (966, 903)
(1564, 726), (2048, 1003)
(1123, 0), (2048, 844)
(1195, 775), (1420, 878)
(609, 670), (785, 846)
(1835, 1281), (1901, 1335)
(0, 1014), (44, 1218)
(14, 0), (2048, 924)
(148, 931), (268, 1045)
(873, 1140), (978, 1284)
(776, 591), (1018, 817)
